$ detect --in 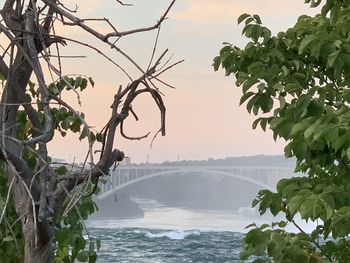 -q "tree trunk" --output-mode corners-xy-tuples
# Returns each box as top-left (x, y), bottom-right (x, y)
(23, 222), (54, 263)
(24, 241), (53, 263)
